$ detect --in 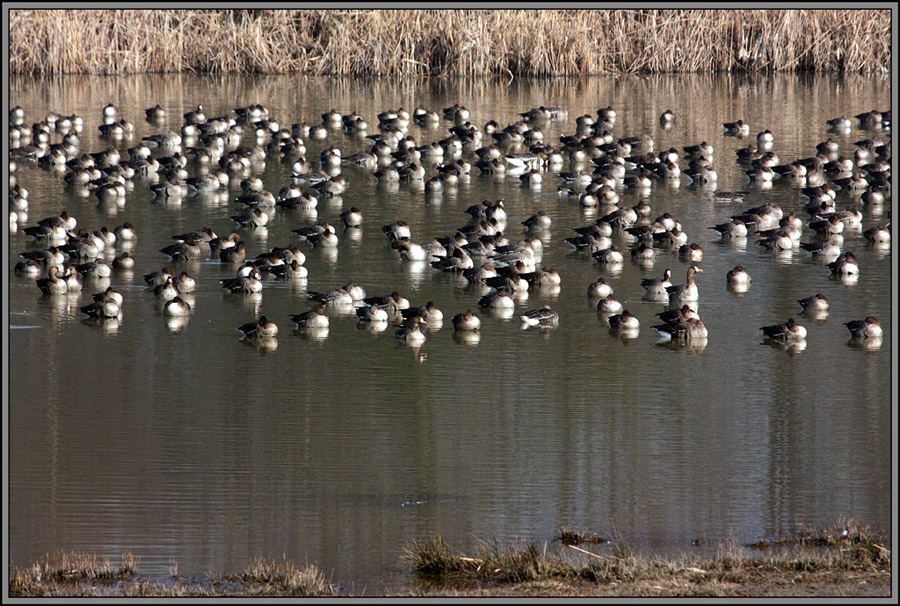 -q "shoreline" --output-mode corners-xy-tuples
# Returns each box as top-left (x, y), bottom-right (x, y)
(9, 523), (892, 598)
